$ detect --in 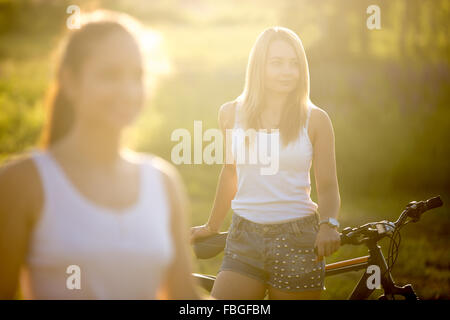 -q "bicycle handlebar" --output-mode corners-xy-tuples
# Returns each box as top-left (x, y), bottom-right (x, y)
(395, 195), (443, 226)
(193, 196), (443, 259)
(426, 196), (444, 210)
(341, 195), (443, 246)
